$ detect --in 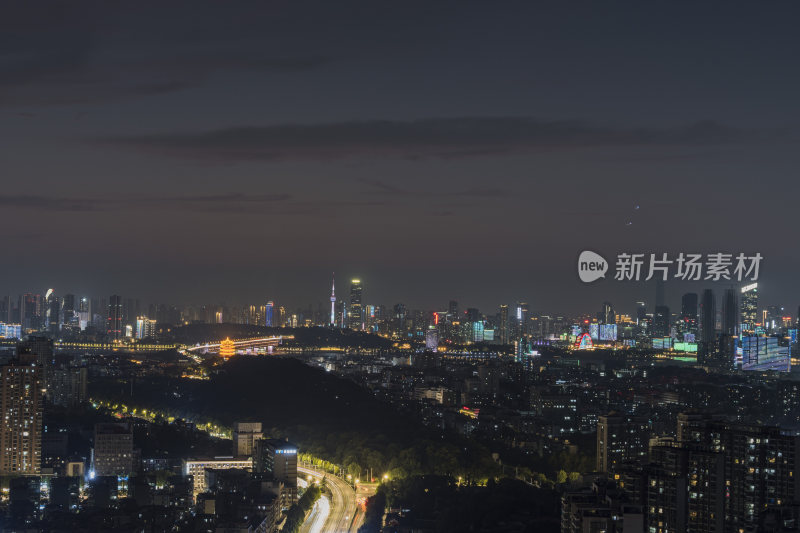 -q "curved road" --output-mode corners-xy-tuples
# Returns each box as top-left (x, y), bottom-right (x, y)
(299, 493), (331, 533)
(298, 465), (362, 533)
